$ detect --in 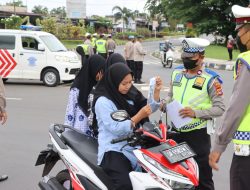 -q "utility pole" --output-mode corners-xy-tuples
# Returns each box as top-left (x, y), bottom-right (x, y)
(13, 0), (16, 15)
